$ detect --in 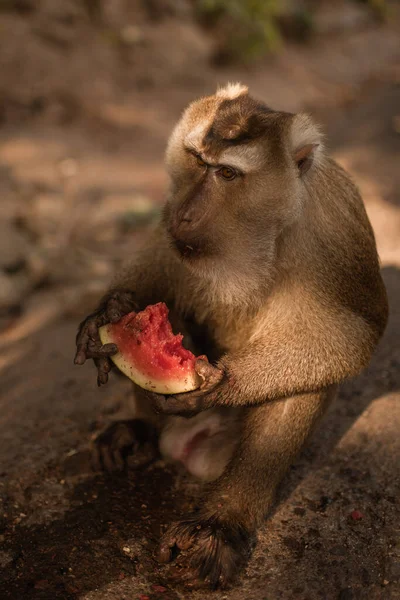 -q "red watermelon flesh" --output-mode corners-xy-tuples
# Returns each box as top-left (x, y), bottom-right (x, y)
(99, 302), (202, 394)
